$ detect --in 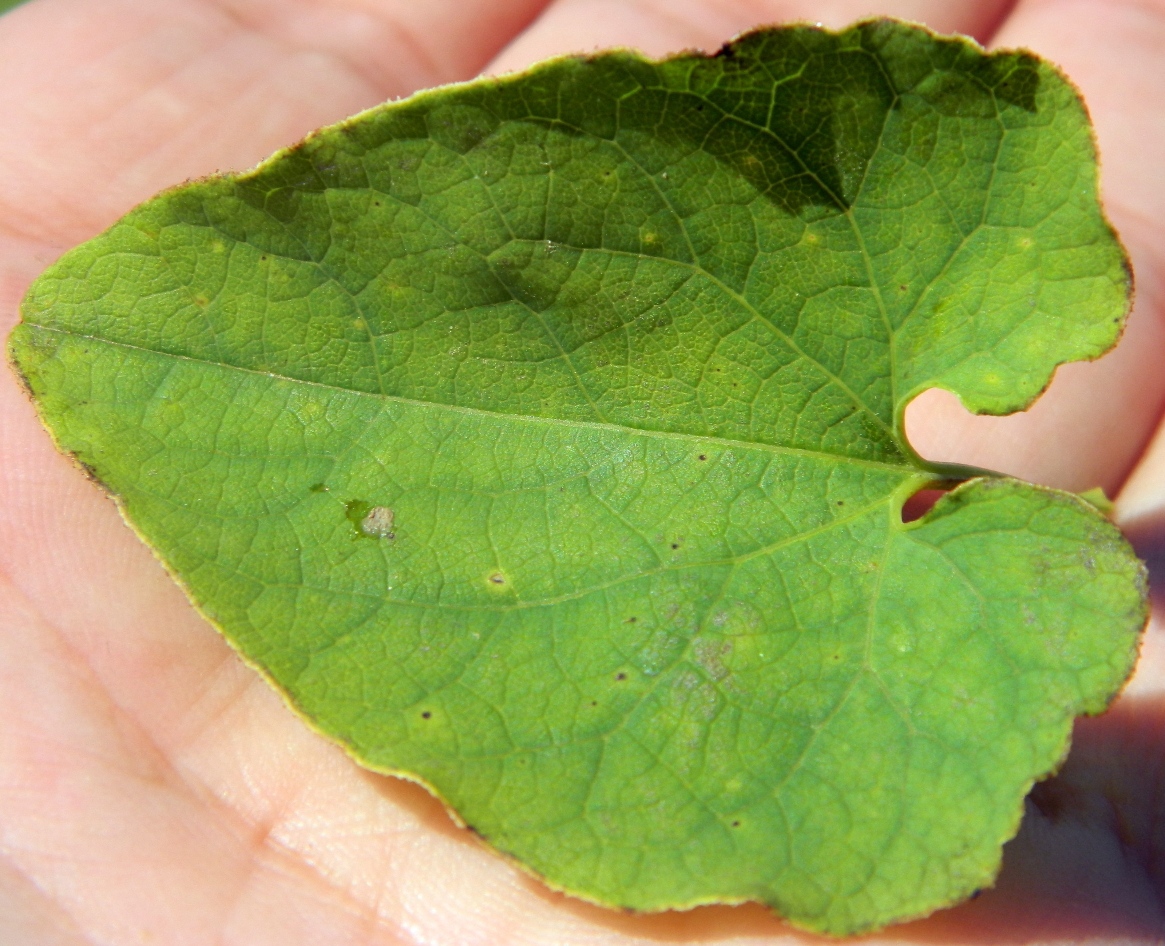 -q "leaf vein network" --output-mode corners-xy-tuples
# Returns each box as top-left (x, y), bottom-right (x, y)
(43, 327), (917, 473)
